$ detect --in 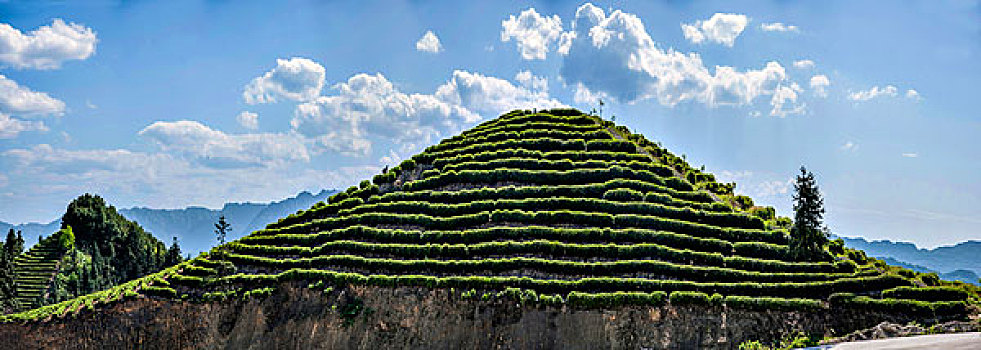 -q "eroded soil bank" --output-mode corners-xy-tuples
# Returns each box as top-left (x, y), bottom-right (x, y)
(0, 283), (951, 349)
